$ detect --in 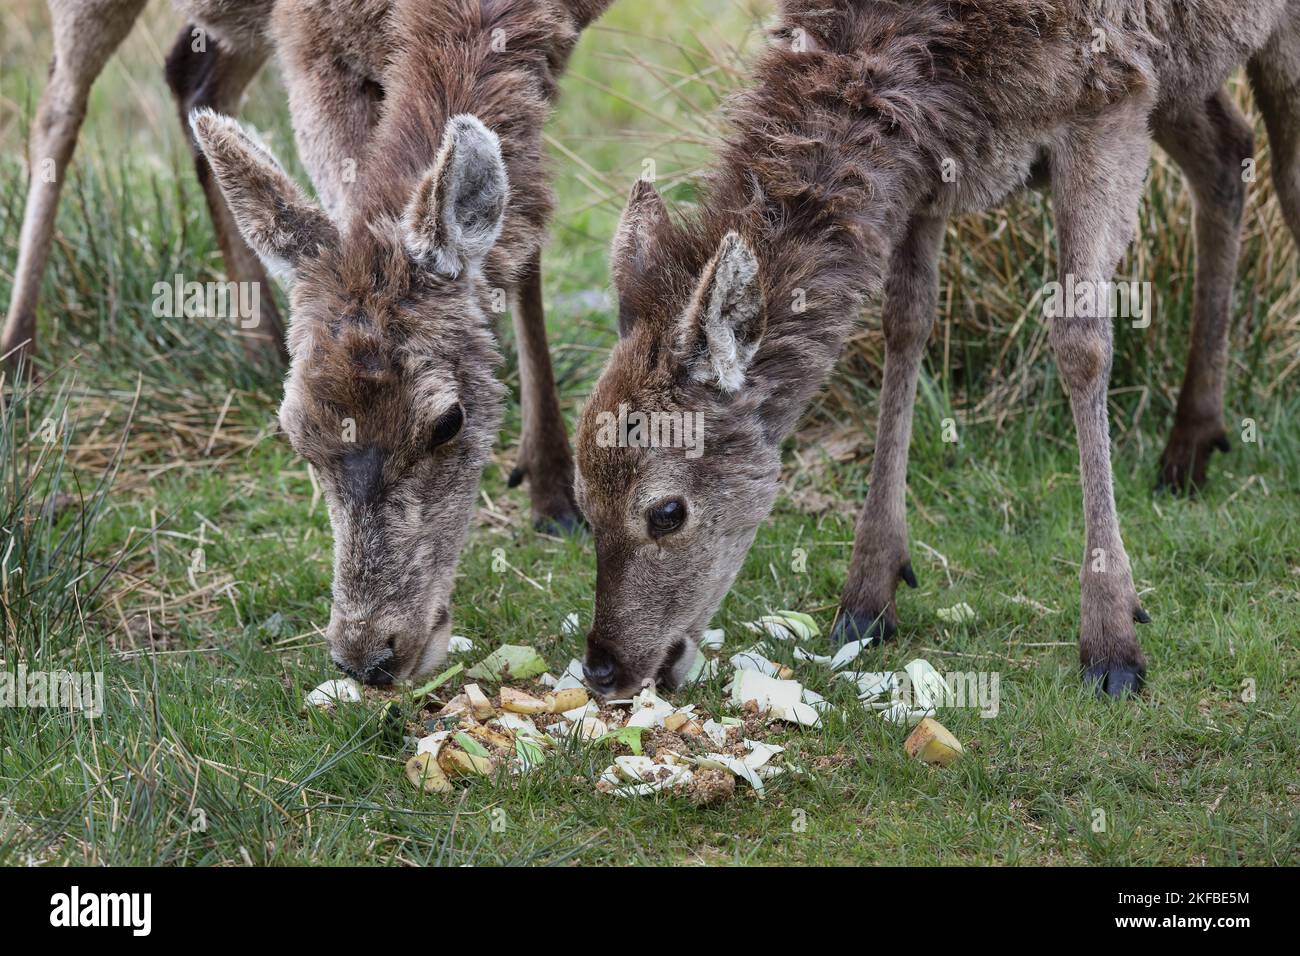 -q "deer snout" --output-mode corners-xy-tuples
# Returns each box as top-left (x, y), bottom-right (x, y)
(582, 640), (623, 696)
(334, 646), (397, 686)
(329, 616), (401, 686)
